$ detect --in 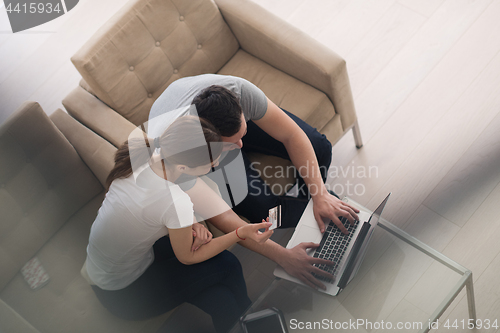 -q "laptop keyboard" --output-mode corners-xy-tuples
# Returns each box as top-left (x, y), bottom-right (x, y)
(312, 218), (359, 284)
